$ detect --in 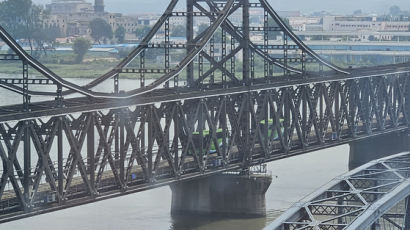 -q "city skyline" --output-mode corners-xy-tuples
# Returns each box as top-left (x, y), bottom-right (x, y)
(31, 0), (410, 15)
